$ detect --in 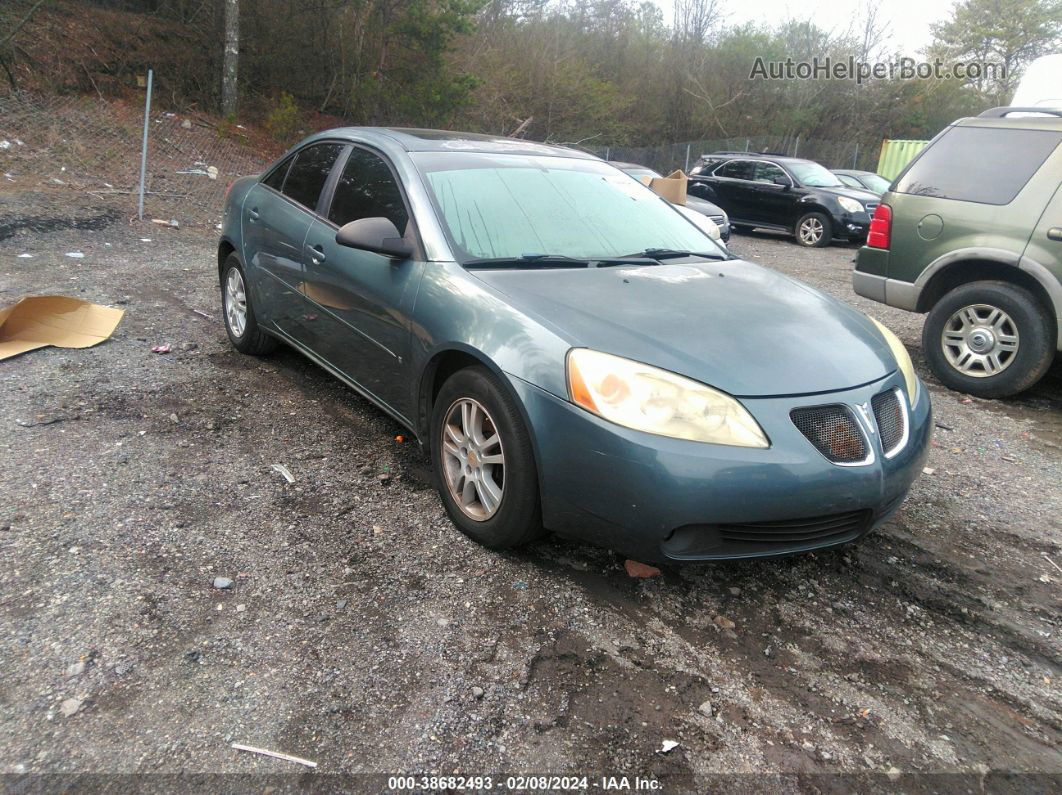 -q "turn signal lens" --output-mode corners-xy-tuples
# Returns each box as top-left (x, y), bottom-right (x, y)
(566, 349), (769, 448)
